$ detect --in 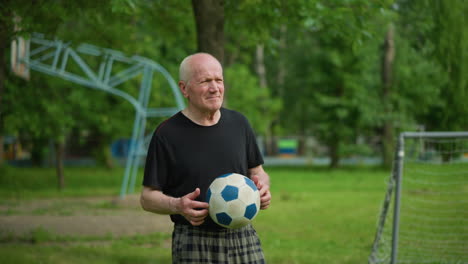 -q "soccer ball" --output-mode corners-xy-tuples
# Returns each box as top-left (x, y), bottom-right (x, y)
(206, 173), (260, 229)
